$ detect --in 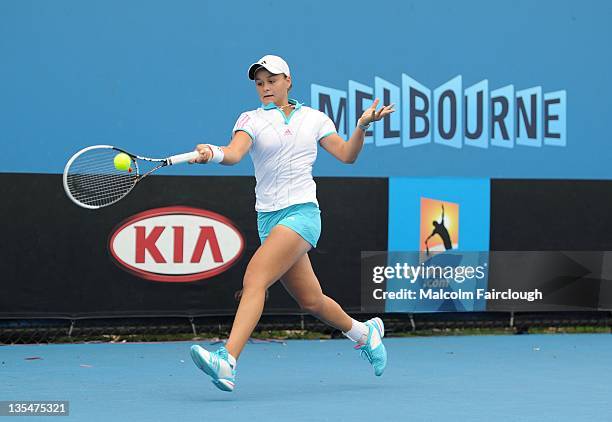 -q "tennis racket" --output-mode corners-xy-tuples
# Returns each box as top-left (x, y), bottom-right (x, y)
(63, 145), (199, 209)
